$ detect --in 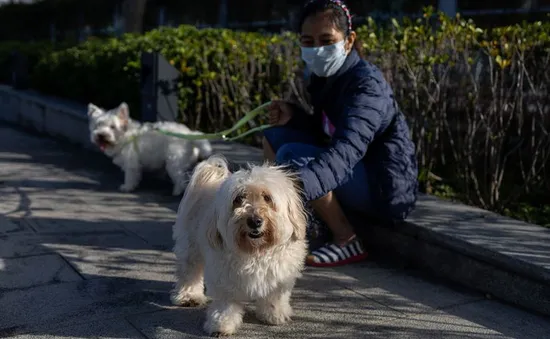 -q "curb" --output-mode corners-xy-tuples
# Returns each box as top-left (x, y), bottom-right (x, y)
(0, 85), (95, 152)
(365, 198), (550, 316)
